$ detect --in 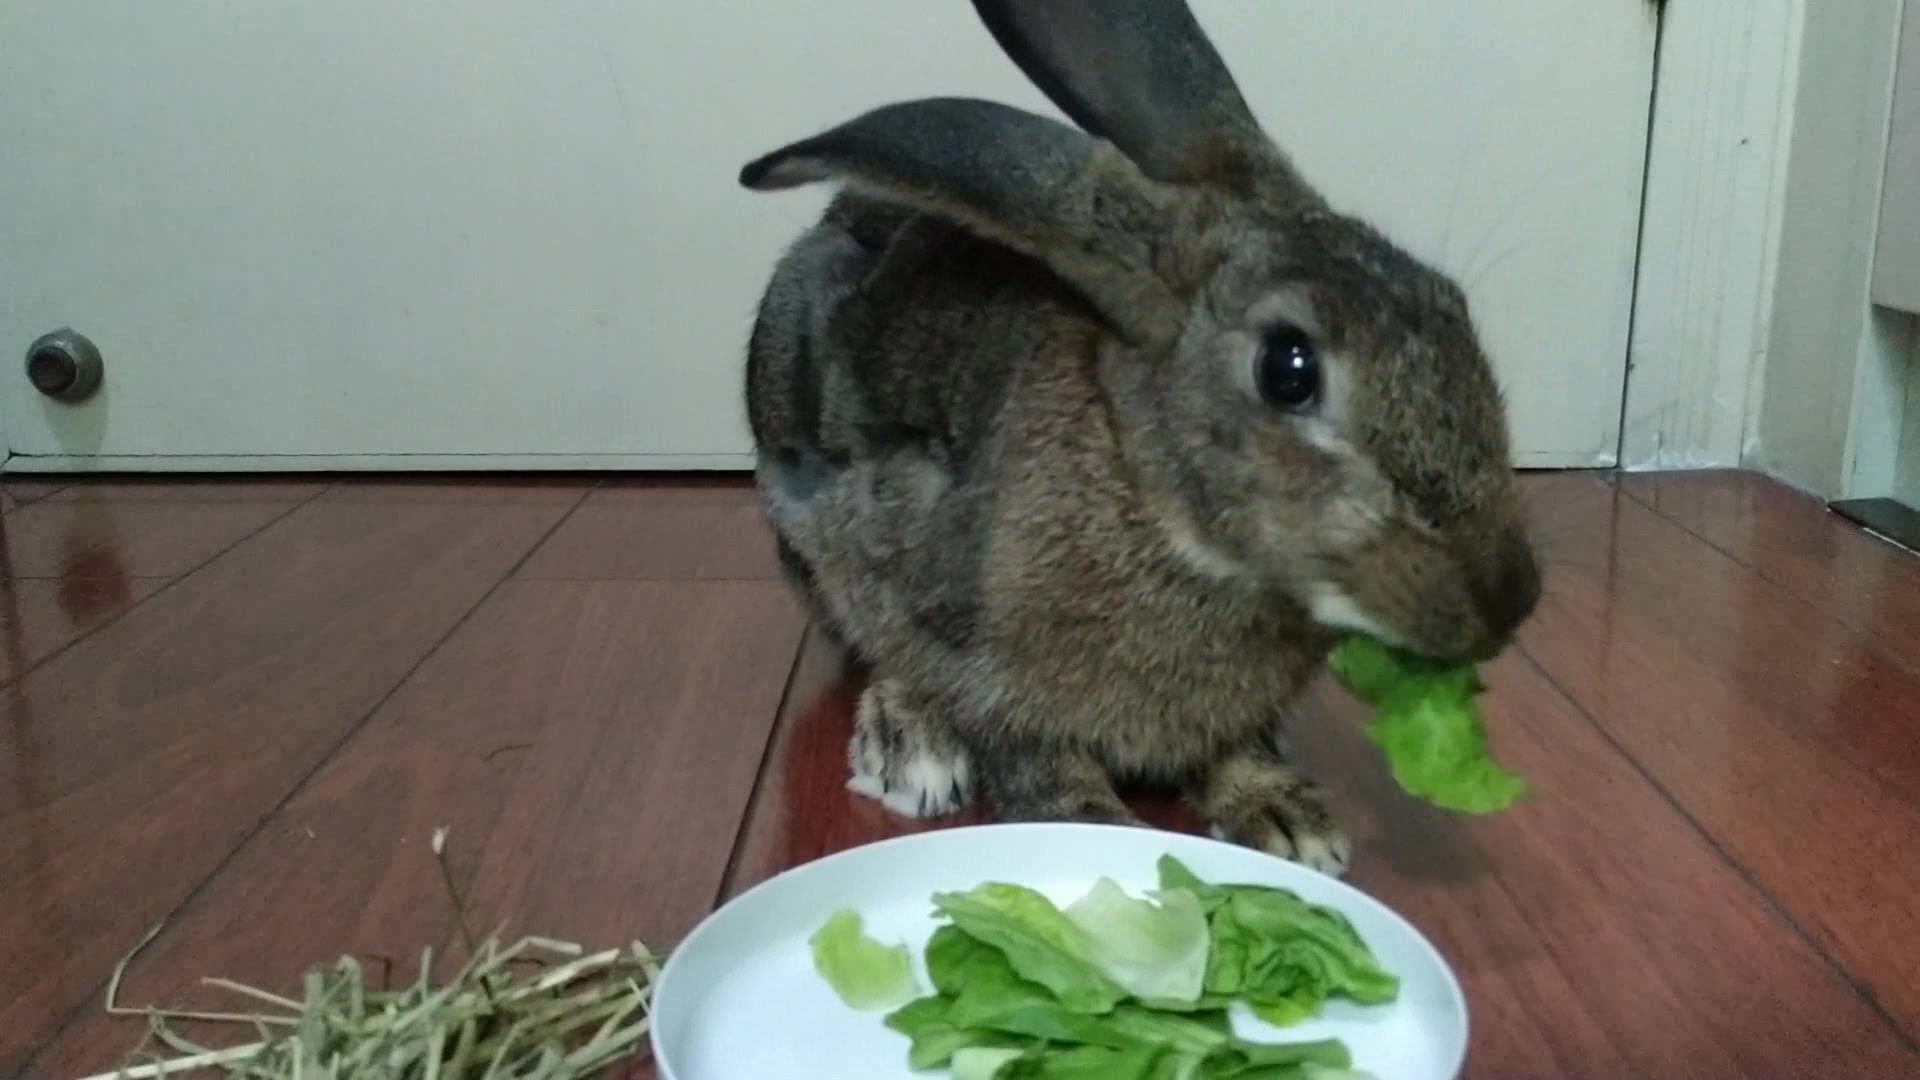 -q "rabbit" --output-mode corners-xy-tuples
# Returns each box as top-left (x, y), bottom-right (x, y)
(735, 0), (1542, 878)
